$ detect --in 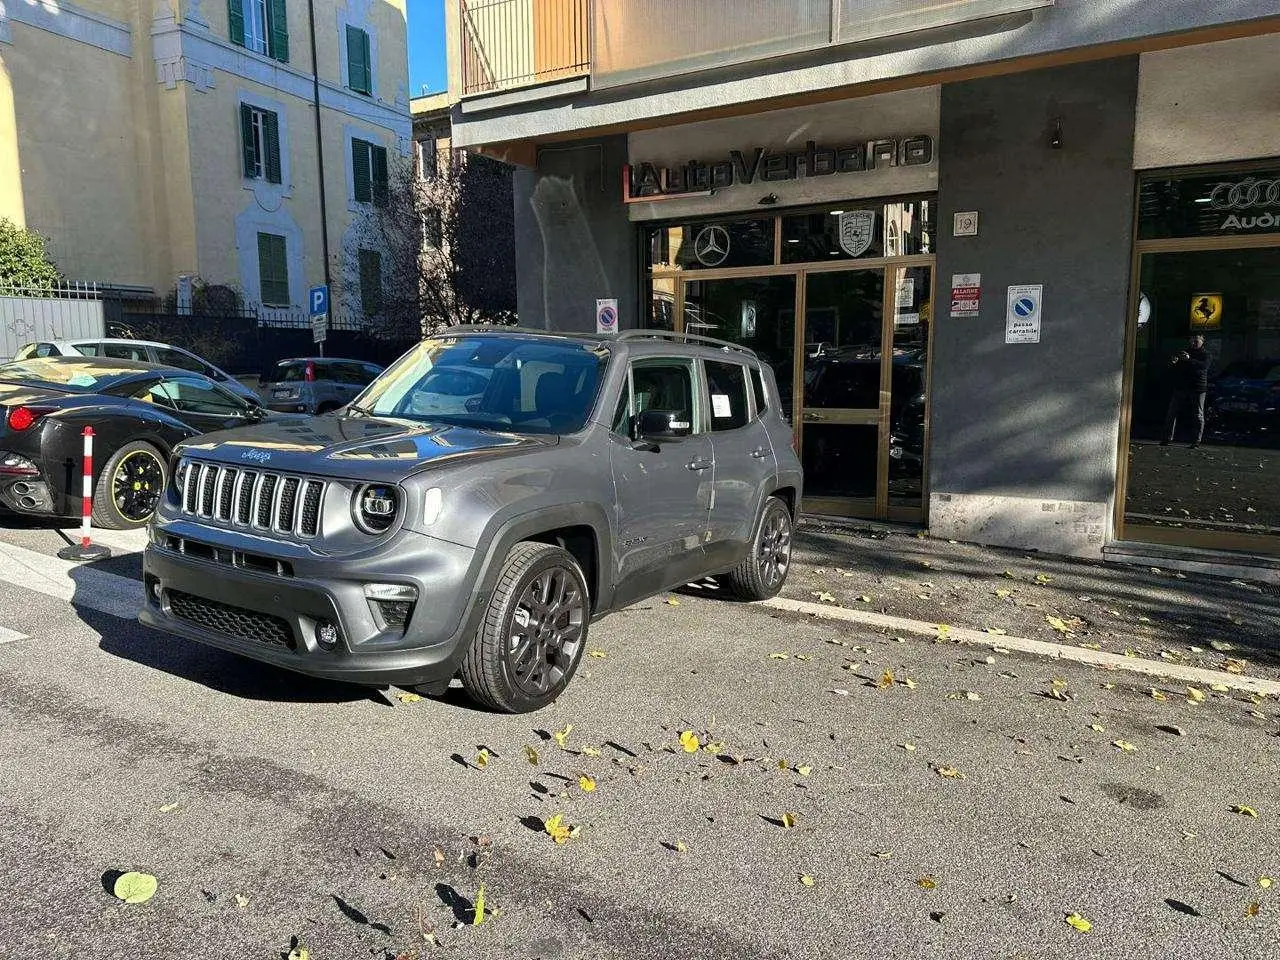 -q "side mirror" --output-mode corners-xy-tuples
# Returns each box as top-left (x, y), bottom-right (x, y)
(635, 409), (692, 441)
